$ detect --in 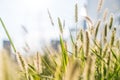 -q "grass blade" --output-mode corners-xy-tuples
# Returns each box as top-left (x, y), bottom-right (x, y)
(0, 18), (16, 53)
(60, 36), (68, 71)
